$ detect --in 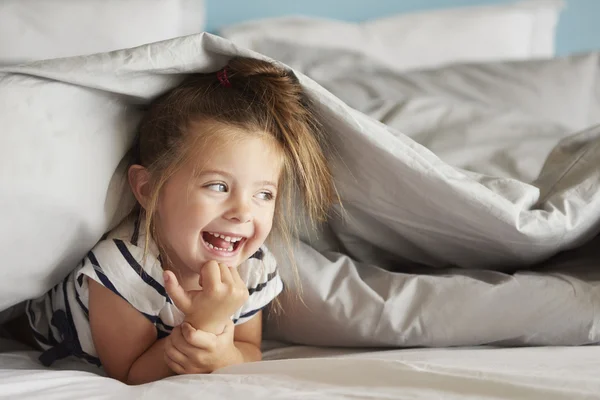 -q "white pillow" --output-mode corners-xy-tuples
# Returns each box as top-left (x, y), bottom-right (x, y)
(0, 0), (205, 65)
(0, 70), (139, 313)
(219, 0), (564, 72)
